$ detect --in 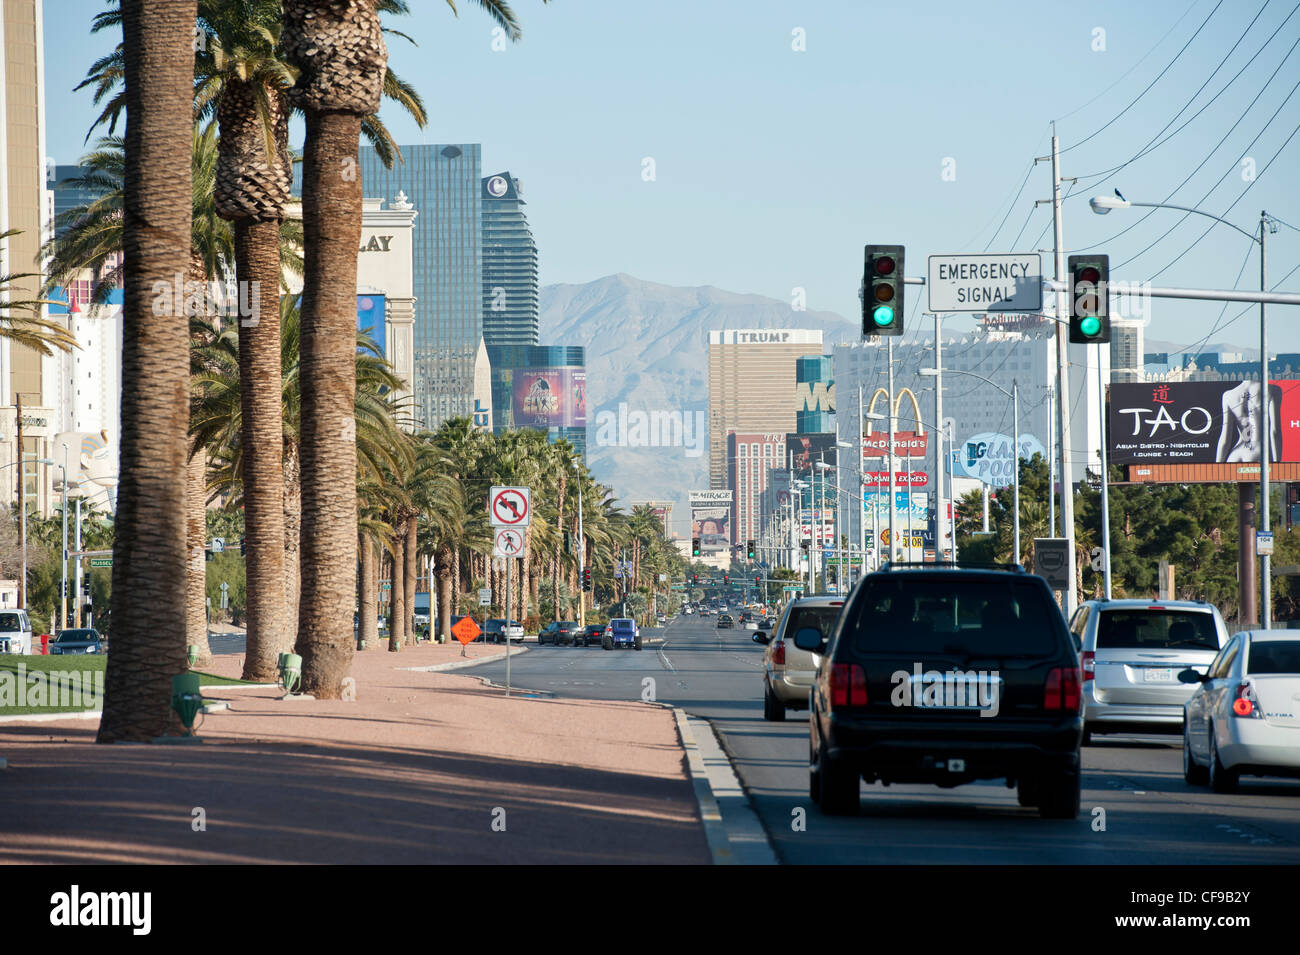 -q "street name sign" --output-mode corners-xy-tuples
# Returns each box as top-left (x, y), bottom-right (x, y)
(1257, 531), (1274, 556)
(489, 486), (531, 527)
(494, 527), (525, 558)
(927, 253), (1042, 313)
(90, 557), (112, 568)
